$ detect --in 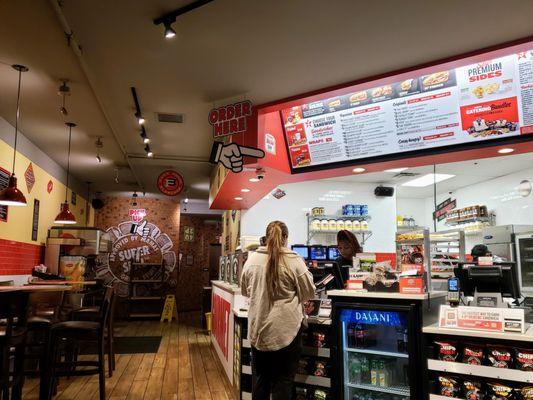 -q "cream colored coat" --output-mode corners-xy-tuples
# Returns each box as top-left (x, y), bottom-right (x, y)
(241, 246), (316, 351)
